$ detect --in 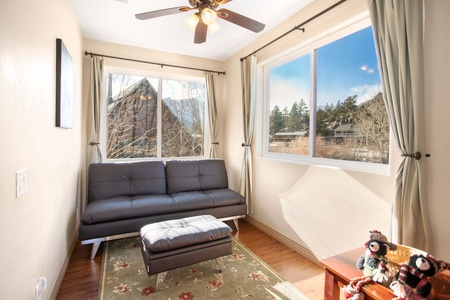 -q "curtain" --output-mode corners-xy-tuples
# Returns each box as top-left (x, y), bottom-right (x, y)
(368, 0), (431, 251)
(205, 73), (218, 158)
(239, 56), (257, 214)
(84, 56), (104, 209)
